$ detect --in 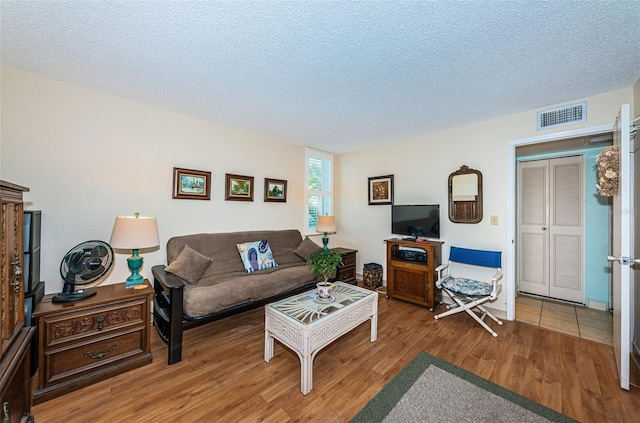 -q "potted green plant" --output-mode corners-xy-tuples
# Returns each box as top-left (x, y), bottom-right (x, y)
(308, 249), (343, 299)
(308, 249), (343, 282)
